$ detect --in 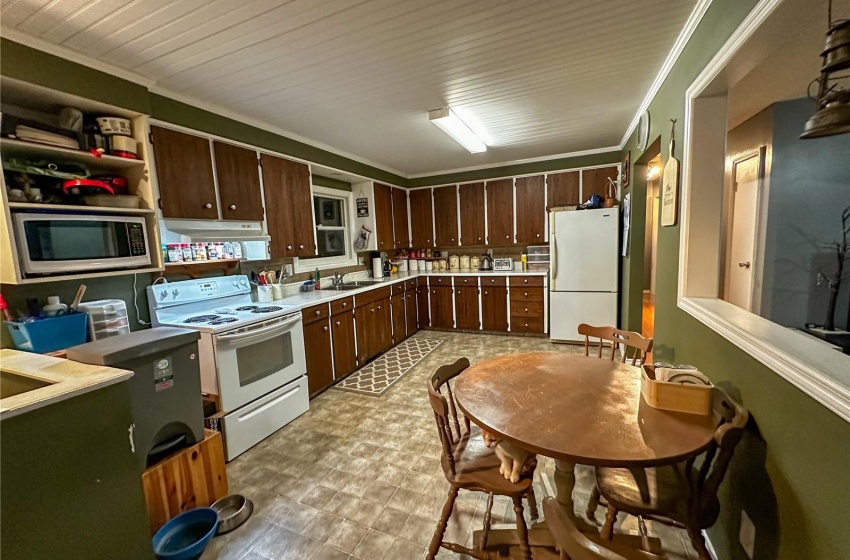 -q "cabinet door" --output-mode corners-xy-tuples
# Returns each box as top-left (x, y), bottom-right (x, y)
(213, 141), (264, 221)
(409, 188), (434, 247)
(392, 187), (410, 249)
(515, 175), (545, 244)
(582, 166), (619, 200)
(433, 185), (459, 247)
(391, 293), (407, 344)
(547, 171), (579, 209)
(304, 318), (333, 396)
(486, 179), (514, 245)
(289, 160), (316, 258)
(417, 282), (430, 328)
(454, 285), (480, 330)
(355, 306), (375, 363)
(331, 310), (357, 380)
(429, 285), (454, 329)
(459, 182), (486, 246)
(151, 126), (217, 219)
(374, 183), (395, 252)
(261, 154), (313, 258)
(481, 285), (508, 332)
(375, 298), (392, 353)
(405, 287), (418, 335)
